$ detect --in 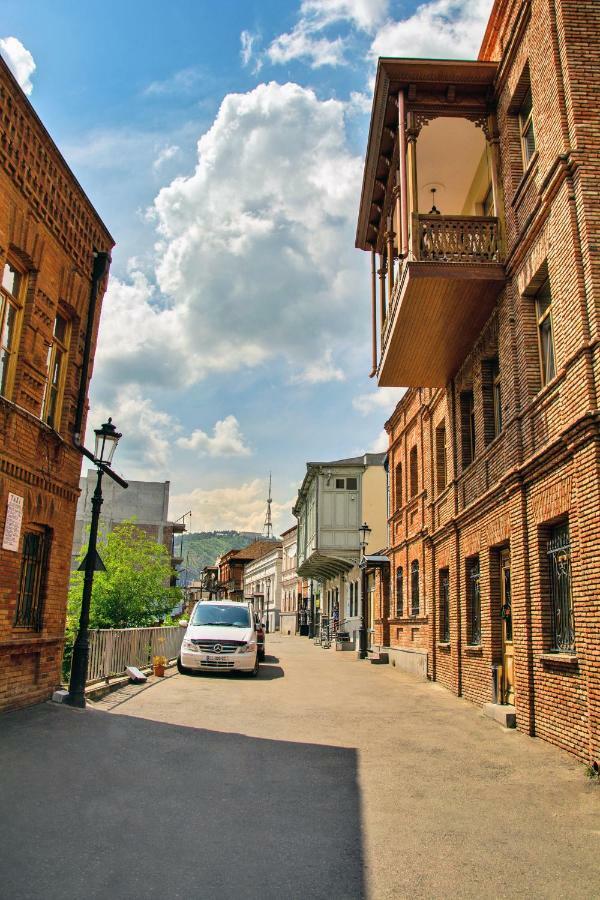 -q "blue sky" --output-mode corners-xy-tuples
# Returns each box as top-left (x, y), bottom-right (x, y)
(1, 0), (492, 533)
